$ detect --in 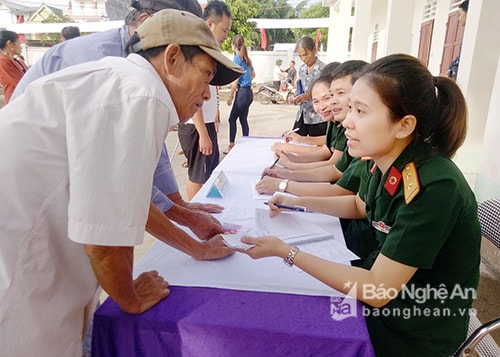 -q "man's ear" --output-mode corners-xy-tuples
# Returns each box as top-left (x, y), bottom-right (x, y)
(206, 18), (215, 31)
(163, 44), (184, 75)
(138, 12), (150, 25)
(395, 114), (417, 139)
